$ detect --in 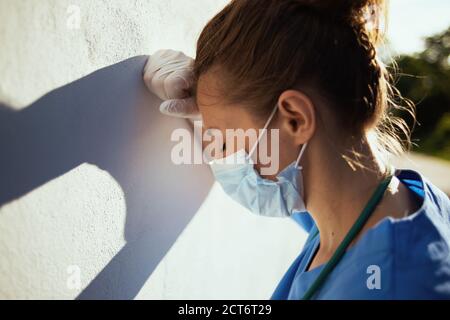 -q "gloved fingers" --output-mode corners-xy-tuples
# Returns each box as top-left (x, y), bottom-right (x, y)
(144, 58), (169, 100)
(143, 49), (183, 77)
(160, 97), (200, 119)
(143, 49), (195, 100)
(163, 67), (195, 100)
(143, 55), (165, 97)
